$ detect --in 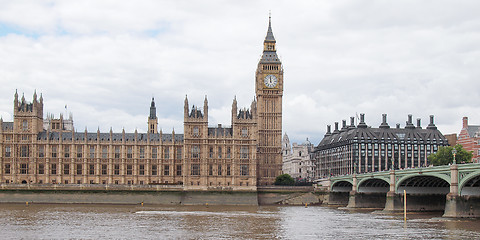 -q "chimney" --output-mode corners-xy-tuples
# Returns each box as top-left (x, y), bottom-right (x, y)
(406, 114), (415, 129)
(341, 120), (347, 131)
(325, 125), (331, 136)
(379, 114), (390, 129)
(417, 118), (422, 128)
(427, 115), (437, 130)
(396, 123), (400, 129)
(333, 122), (340, 134)
(349, 117), (356, 128)
(357, 113), (367, 128)
(463, 117), (468, 129)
